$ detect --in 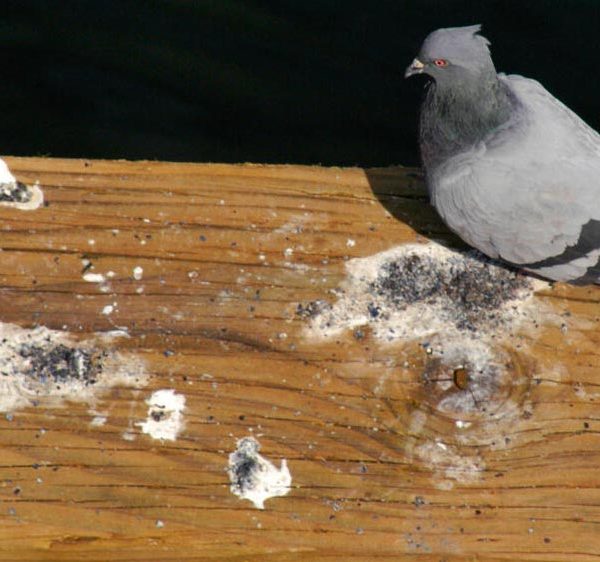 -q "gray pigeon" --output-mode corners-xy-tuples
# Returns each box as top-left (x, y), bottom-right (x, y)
(405, 24), (600, 284)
